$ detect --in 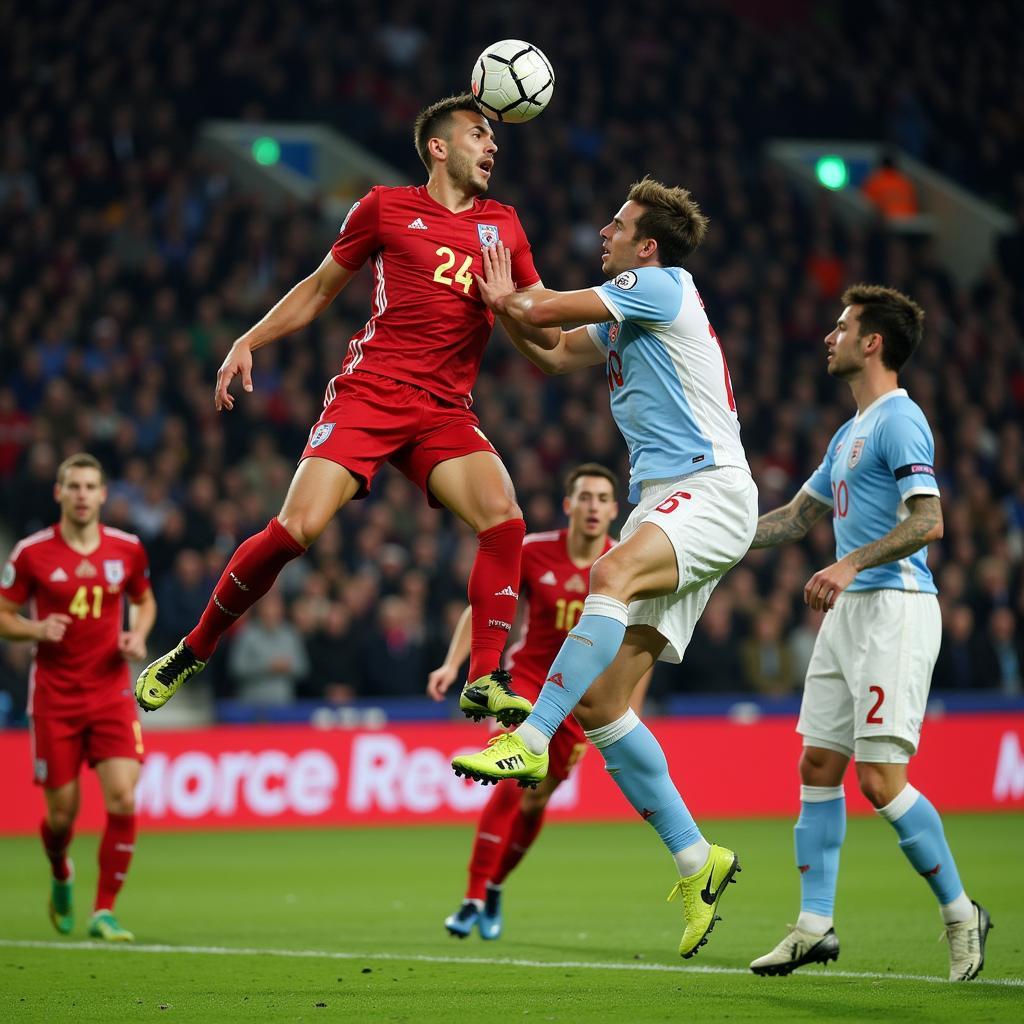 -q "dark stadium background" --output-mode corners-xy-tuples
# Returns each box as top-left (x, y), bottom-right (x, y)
(1, 0), (1022, 727)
